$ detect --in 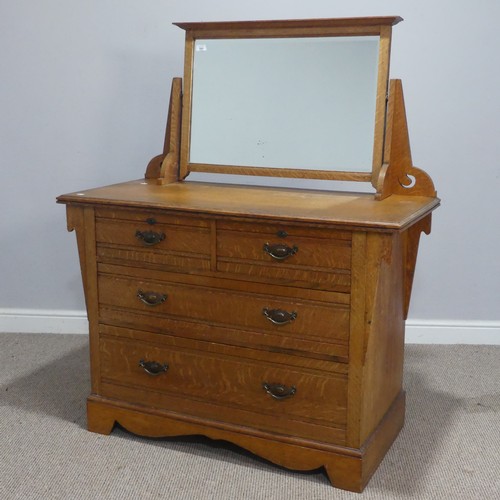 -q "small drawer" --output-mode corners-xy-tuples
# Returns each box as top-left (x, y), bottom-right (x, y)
(95, 210), (211, 272)
(99, 335), (347, 428)
(217, 221), (351, 292)
(96, 219), (210, 255)
(98, 274), (350, 344)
